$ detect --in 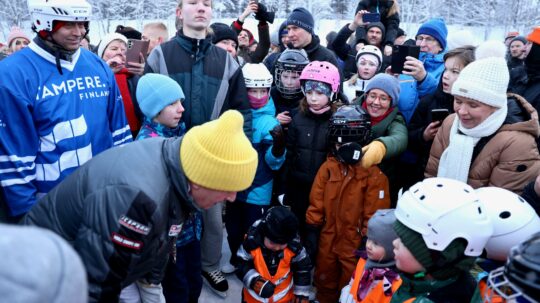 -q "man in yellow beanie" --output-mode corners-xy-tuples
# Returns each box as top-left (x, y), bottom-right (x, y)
(23, 110), (257, 302)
